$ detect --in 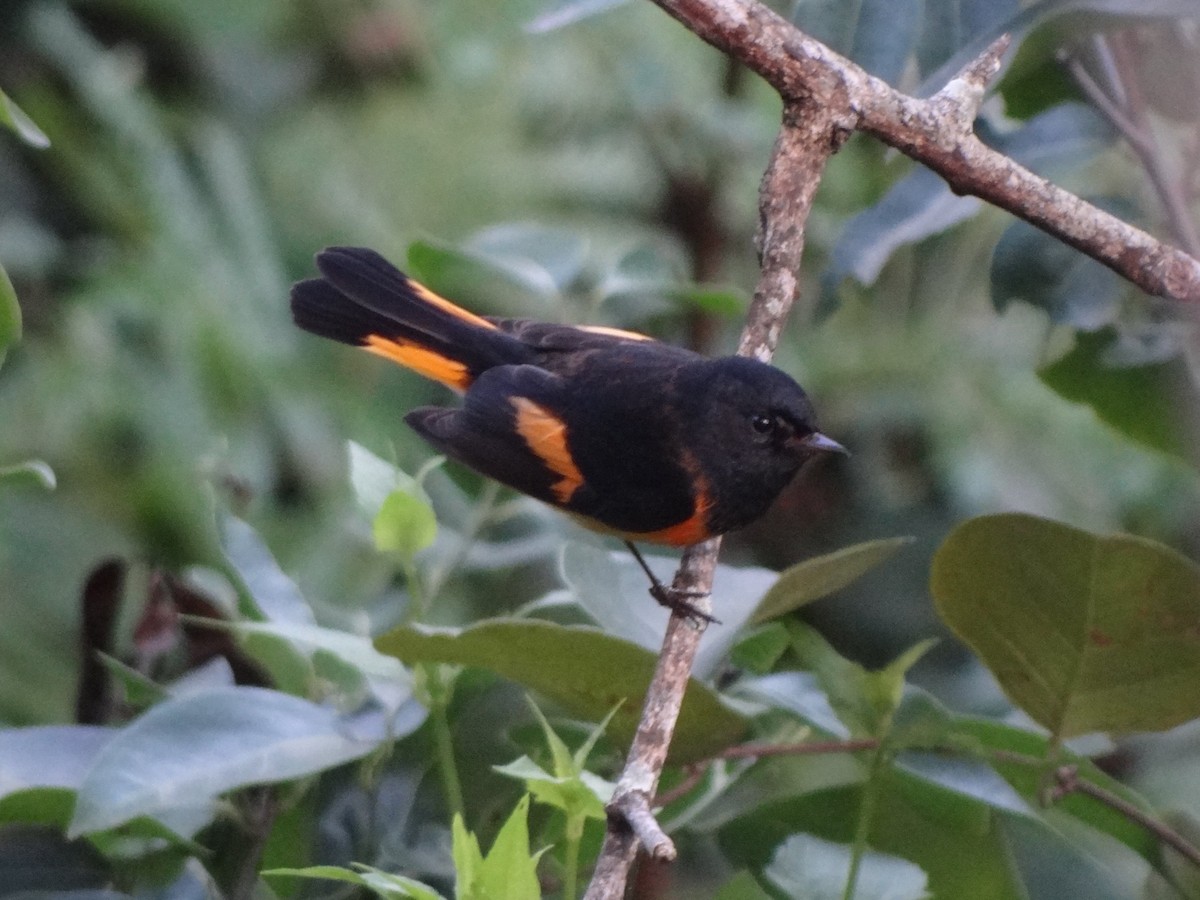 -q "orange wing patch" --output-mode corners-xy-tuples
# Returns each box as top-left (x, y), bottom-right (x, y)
(364, 334), (472, 392)
(510, 397), (584, 504)
(408, 280), (499, 332)
(576, 324), (654, 342)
